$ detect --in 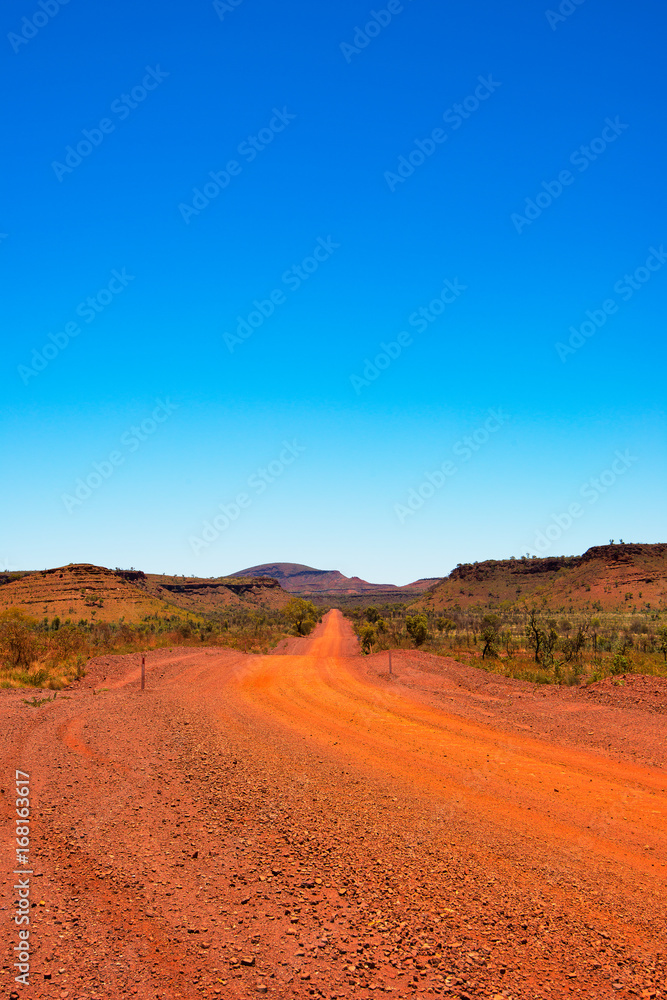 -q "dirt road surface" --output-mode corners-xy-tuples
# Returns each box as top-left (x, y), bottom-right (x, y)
(2, 610), (665, 998)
